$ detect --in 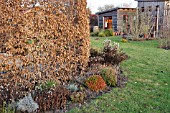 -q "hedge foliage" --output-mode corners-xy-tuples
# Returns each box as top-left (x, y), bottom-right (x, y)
(0, 0), (89, 90)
